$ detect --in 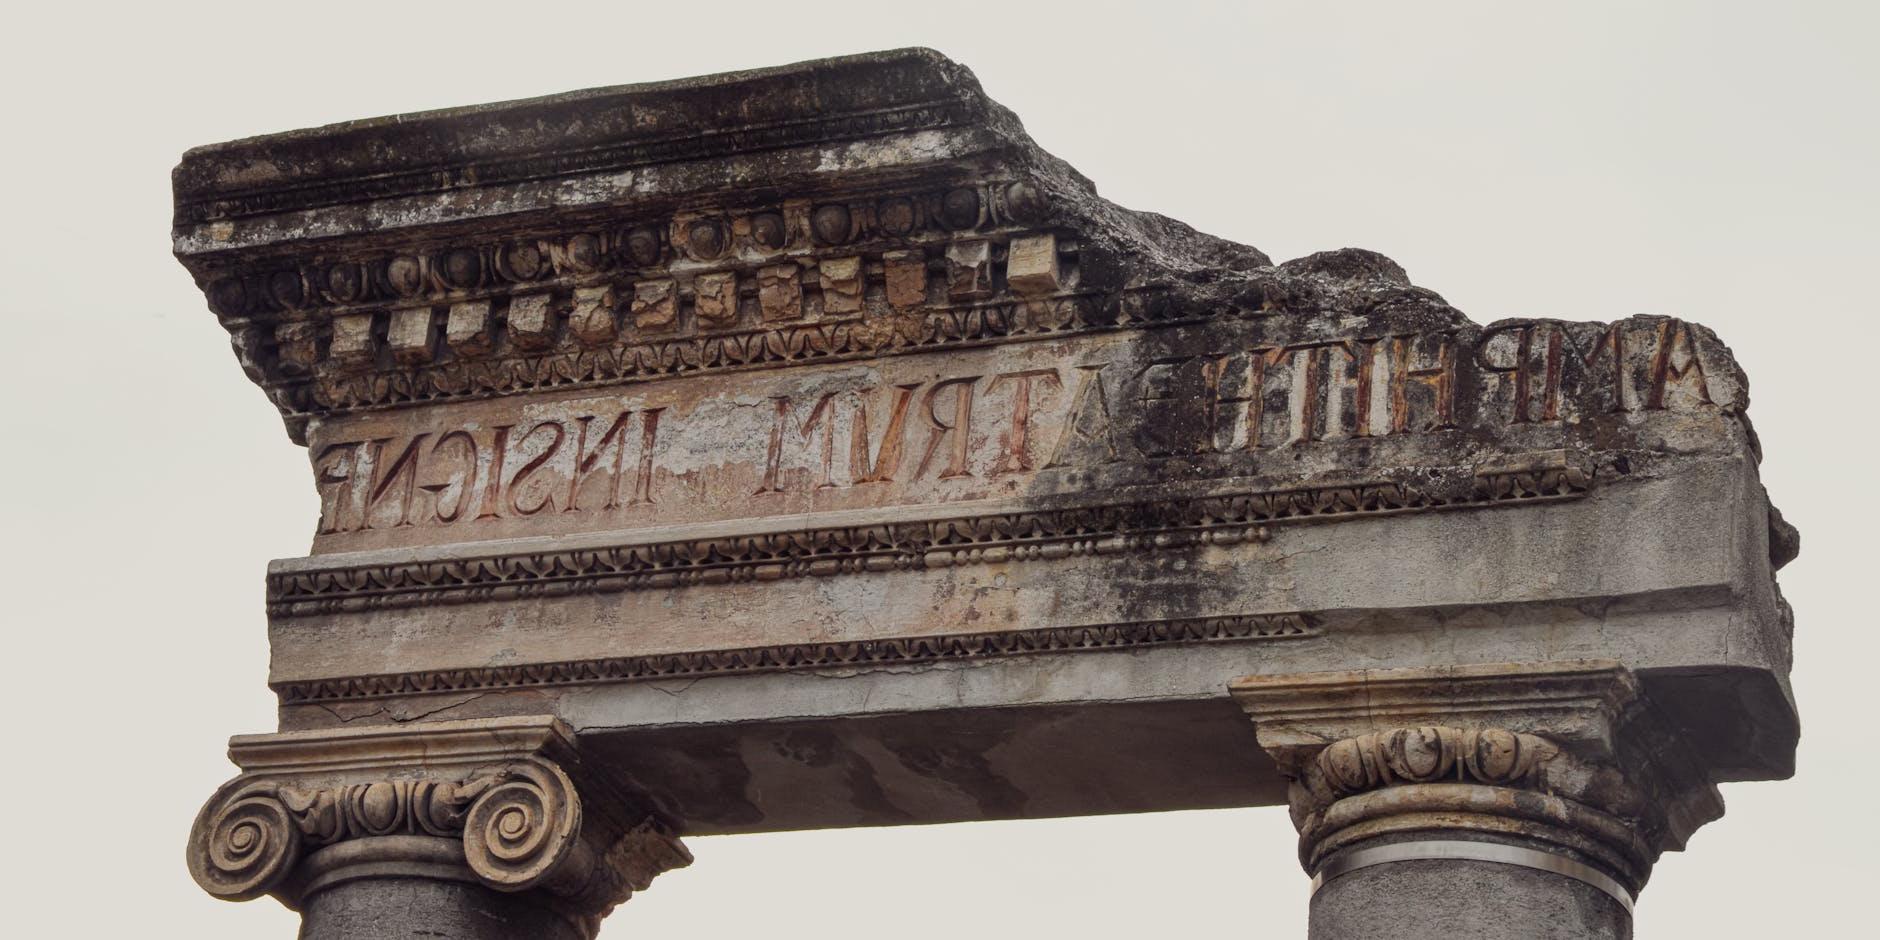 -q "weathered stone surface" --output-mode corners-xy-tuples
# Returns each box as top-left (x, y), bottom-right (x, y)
(298, 871), (588, 940)
(185, 717), (689, 937)
(692, 271), (739, 325)
(1233, 662), (1722, 936)
(445, 301), (494, 357)
(1309, 856), (1631, 940)
(174, 48), (1798, 934)
(1006, 233), (1061, 295)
